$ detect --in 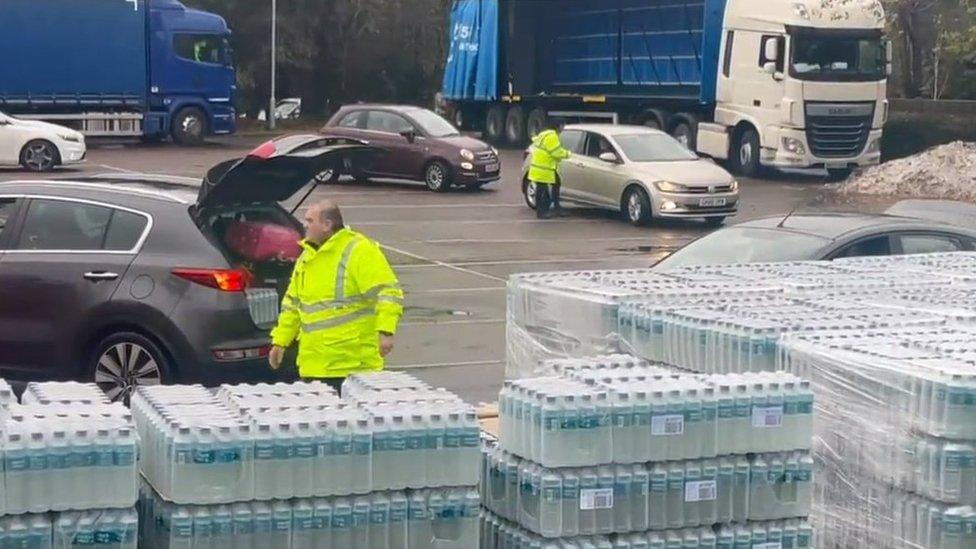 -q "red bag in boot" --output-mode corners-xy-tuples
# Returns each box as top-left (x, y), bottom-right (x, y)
(224, 221), (302, 262)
